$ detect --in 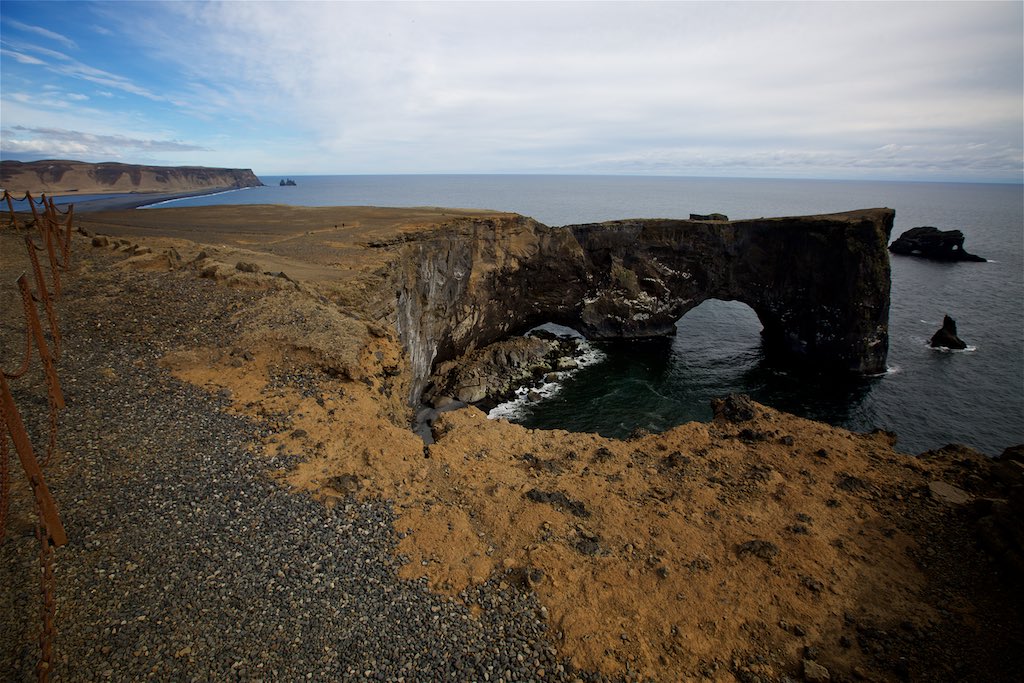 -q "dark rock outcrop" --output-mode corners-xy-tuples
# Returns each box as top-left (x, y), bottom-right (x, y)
(889, 226), (985, 262)
(930, 314), (967, 349)
(386, 209), (895, 403)
(424, 334), (583, 407)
